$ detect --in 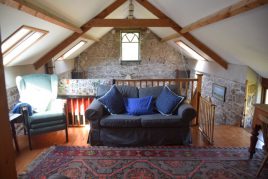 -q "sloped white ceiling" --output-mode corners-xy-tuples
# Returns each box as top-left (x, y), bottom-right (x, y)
(0, 0), (267, 77)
